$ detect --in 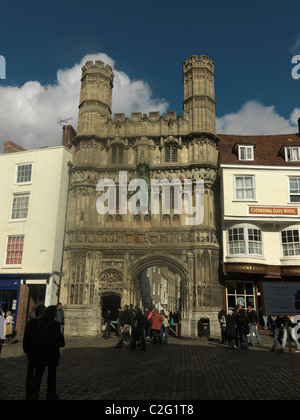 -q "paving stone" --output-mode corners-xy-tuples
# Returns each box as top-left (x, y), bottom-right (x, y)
(1, 334), (300, 401)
